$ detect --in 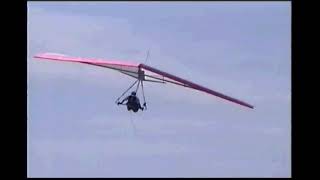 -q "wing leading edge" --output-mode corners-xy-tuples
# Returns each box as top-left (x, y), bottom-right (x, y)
(34, 53), (140, 75)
